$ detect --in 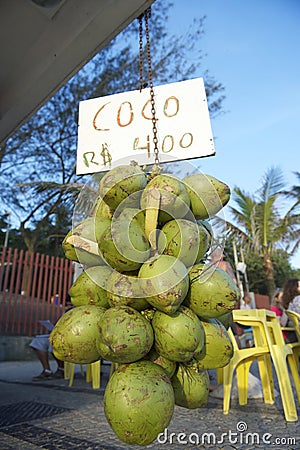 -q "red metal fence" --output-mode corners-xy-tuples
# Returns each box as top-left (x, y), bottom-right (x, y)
(0, 247), (74, 337)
